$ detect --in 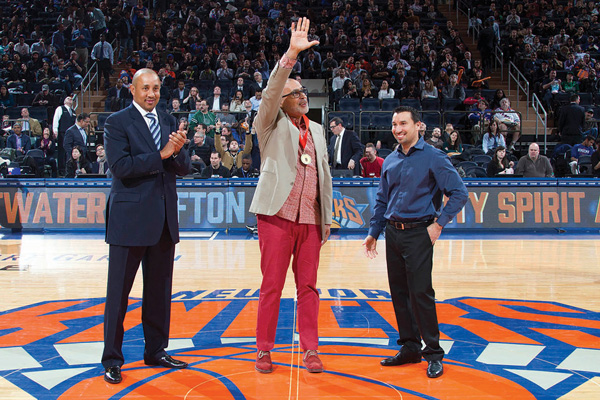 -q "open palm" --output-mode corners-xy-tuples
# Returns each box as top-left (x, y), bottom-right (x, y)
(289, 18), (320, 54)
